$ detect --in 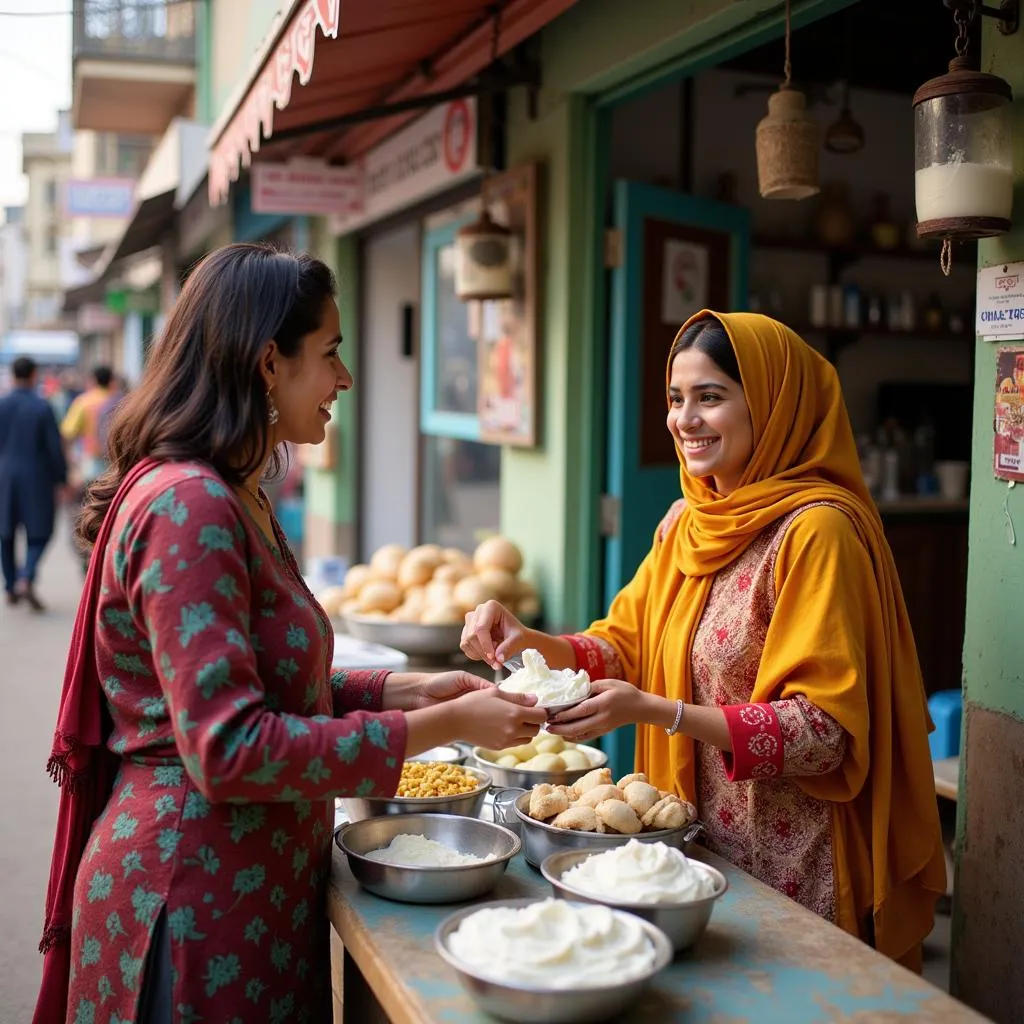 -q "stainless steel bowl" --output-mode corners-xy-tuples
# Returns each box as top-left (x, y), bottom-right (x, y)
(407, 745), (466, 764)
(342, 613), (464, 656)
(335, 814), (520, 904)
(434, 897), (674, 1023)
(341, 764), (491, 823)
(541, 849), (727, 951)
(513, 792), (702, 868)
(468, 743), (608, 790)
